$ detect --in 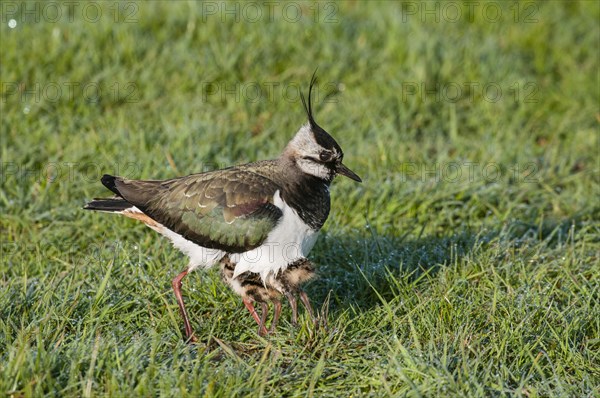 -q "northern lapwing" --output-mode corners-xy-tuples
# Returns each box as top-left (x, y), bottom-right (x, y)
(84, 74), (361, 341)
